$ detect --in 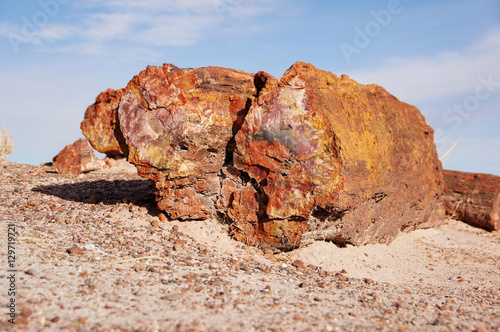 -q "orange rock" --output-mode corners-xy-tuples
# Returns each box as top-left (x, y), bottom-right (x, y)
(232, 62), (443, 248)
(441, 169), (500, 231)
(52, 139), (104, 175)
(117, 64), (257, 221)
(81, 88), (127, 158)
(85, 62), (443, 250)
